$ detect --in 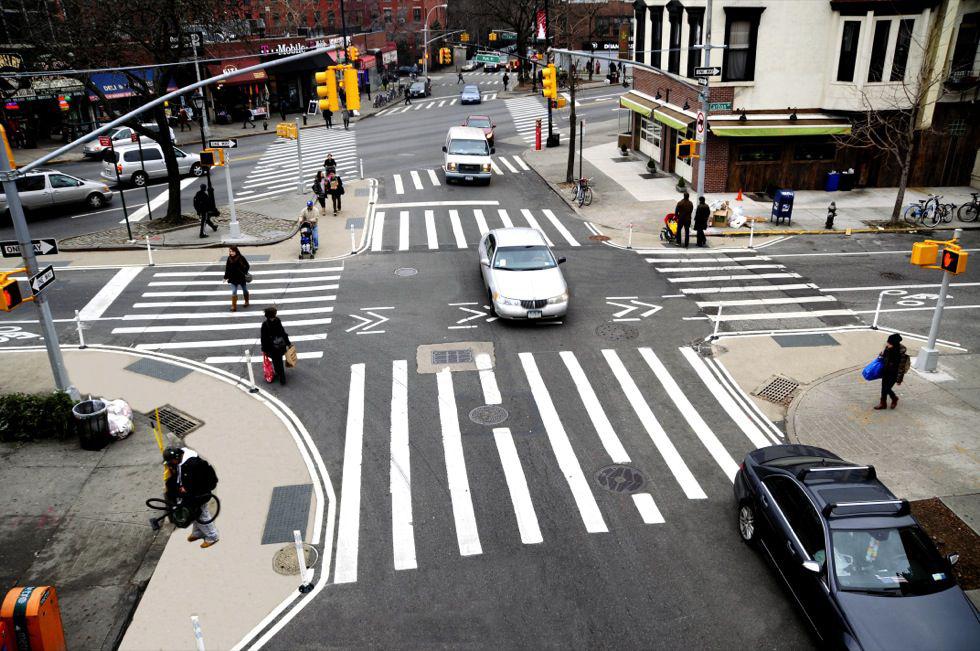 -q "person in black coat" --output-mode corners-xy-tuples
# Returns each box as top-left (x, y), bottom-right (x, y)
(261, 306), (291, 386)
(674, 191), (694, 248)
(322, 107), (333, 129)
(193, 184), (217, 238)
(326, 171), (344, 215)
(223, 245), (250, 312)
(164, 446), (220, 547)
(875, 333), (909, 410)
(694, 196), (711, 247)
